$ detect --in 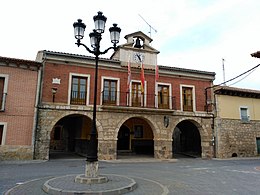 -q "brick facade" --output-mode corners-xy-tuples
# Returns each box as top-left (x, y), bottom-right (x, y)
(0, 57), (41, 160)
